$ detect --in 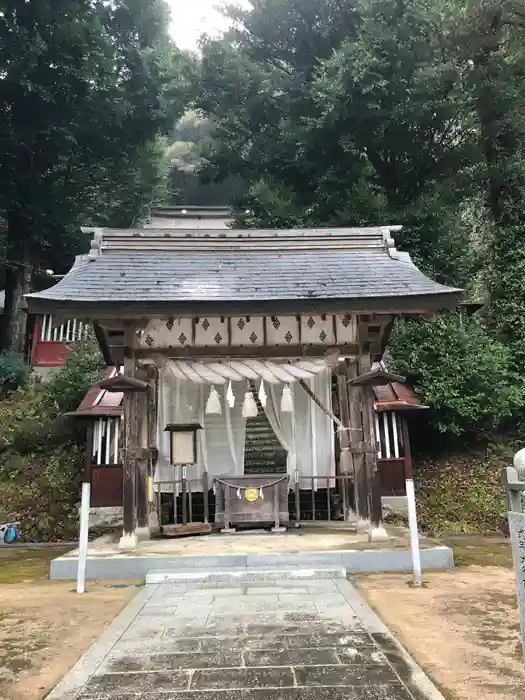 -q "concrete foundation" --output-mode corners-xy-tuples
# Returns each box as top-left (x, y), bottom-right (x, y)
(50, 544), (453, 580)
(382, 495), (408, 513)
